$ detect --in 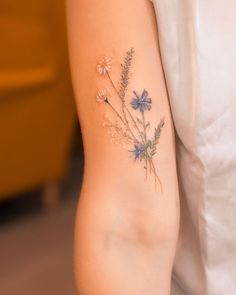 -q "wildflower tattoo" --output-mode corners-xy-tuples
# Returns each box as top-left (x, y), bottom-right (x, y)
(96, 48), (165, 192)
